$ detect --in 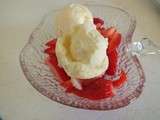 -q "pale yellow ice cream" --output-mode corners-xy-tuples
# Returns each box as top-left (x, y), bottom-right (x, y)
(55, 4), (109, 89)
(55, 4), (93, 36)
